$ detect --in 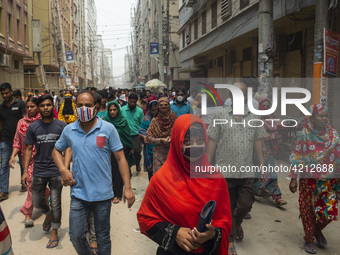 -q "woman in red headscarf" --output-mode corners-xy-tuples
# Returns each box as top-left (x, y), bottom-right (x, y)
(138, 114), (232, 255)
